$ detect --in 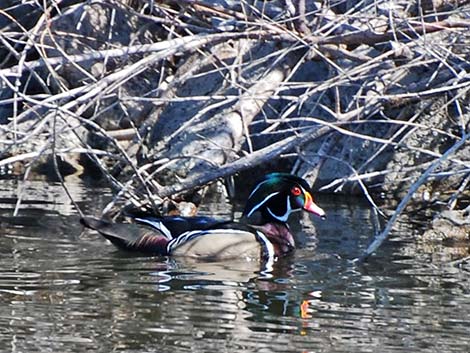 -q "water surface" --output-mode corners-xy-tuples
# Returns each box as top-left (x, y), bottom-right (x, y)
(0, 179), (469, 352)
